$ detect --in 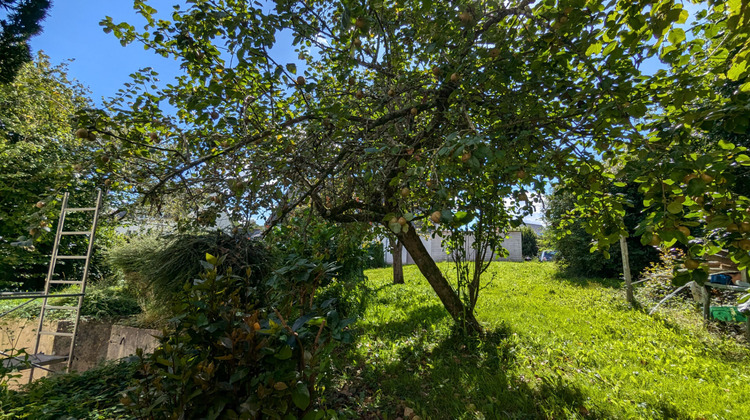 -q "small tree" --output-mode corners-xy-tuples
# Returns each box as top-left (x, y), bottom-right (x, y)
(520, 226), (538, 259)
